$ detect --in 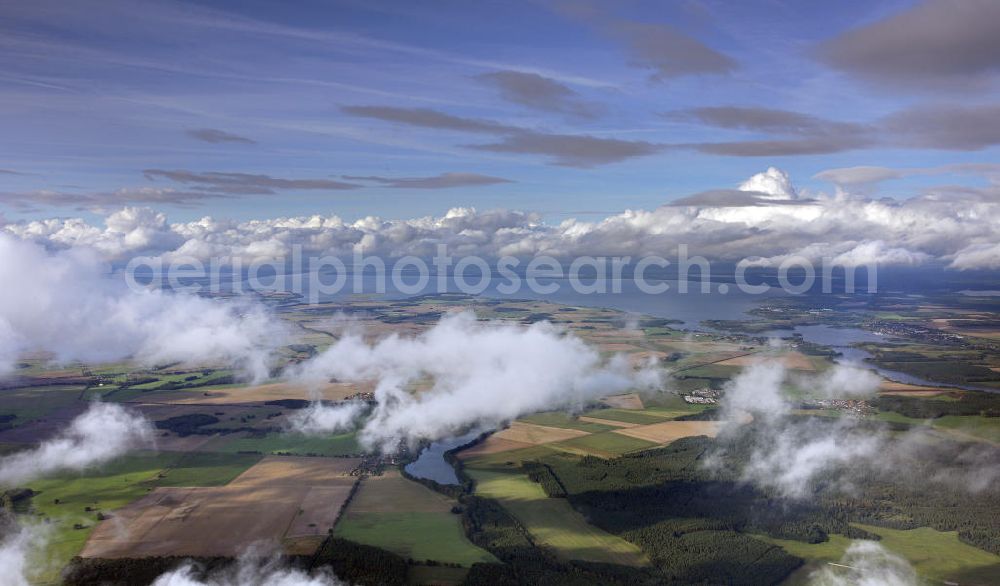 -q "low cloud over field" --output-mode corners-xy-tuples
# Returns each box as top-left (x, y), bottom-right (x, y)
(4, 167), (999, 269)
(0, 529), (342, 586)
(289, 311), (662, 450)
(713, 359), (1000, 499)
(151, 556), (343, 586)
(809, 541), (917, 586)
(0, 233), (286, 379)
(0, 525), (46, 586)
(0, 402), (153, 486)
(713, 361), (885, 498)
